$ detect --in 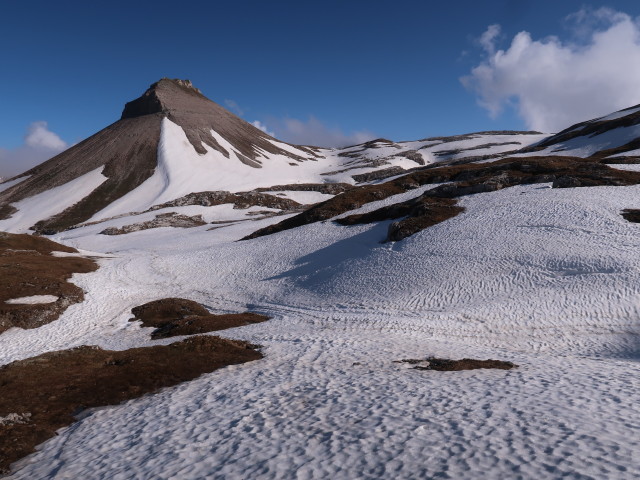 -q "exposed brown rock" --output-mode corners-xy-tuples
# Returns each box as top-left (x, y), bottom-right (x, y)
(621, 209), (640, 223)
(150, 190), (301, 212)
(130, 298), (269, 339)
(0, 233), (98, 334)
(100, 212), (207, 235)
(352, 167), (405, 183)
(3, 115), (162, 234)
(337, 196), (463, 242)
(398, 357), (517, 371)
(121, 78), (319, 161)
(0, 336), (262, 474)
(255, 183), (354, 195)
